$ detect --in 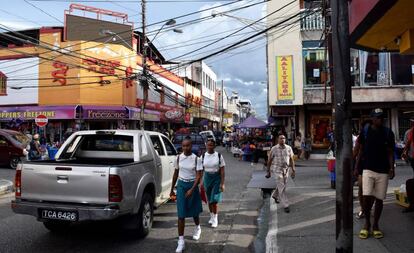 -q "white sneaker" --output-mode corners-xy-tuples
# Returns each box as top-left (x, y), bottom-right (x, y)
(176, 240), (185, 253)
(211, 214), (218, 228)
(208, 213), (214, 224)
(192, 226), (201, 241)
